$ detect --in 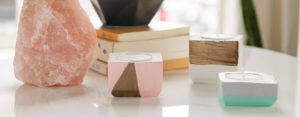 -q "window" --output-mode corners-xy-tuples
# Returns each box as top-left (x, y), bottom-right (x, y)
(153, 0), (219, 33)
